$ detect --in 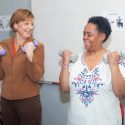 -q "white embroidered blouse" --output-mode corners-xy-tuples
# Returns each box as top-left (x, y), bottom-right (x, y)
(67, 52), (125, 125)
